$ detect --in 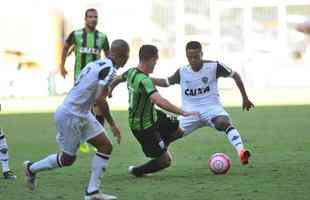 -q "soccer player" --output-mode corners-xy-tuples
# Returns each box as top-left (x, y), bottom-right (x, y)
(59, 8), (110, 152)
(0, 128), (16, 179)
(109, 45), (198, 177)
(152, 41), (254, 165)
(24, 39), (129, 200)
(60, 8), (110, 79)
